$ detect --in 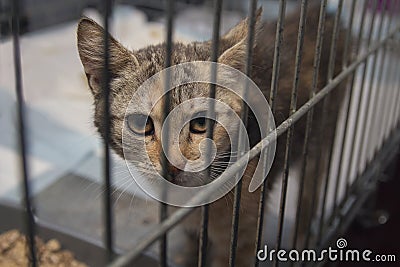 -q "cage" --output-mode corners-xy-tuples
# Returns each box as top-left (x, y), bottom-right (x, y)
(0, 0), (399, 266)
